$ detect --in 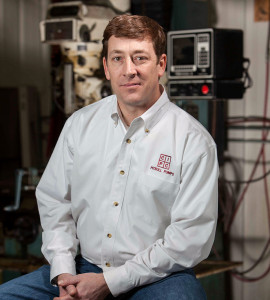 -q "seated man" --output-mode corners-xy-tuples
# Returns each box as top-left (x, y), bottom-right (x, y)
(0, 14), (218, 300)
